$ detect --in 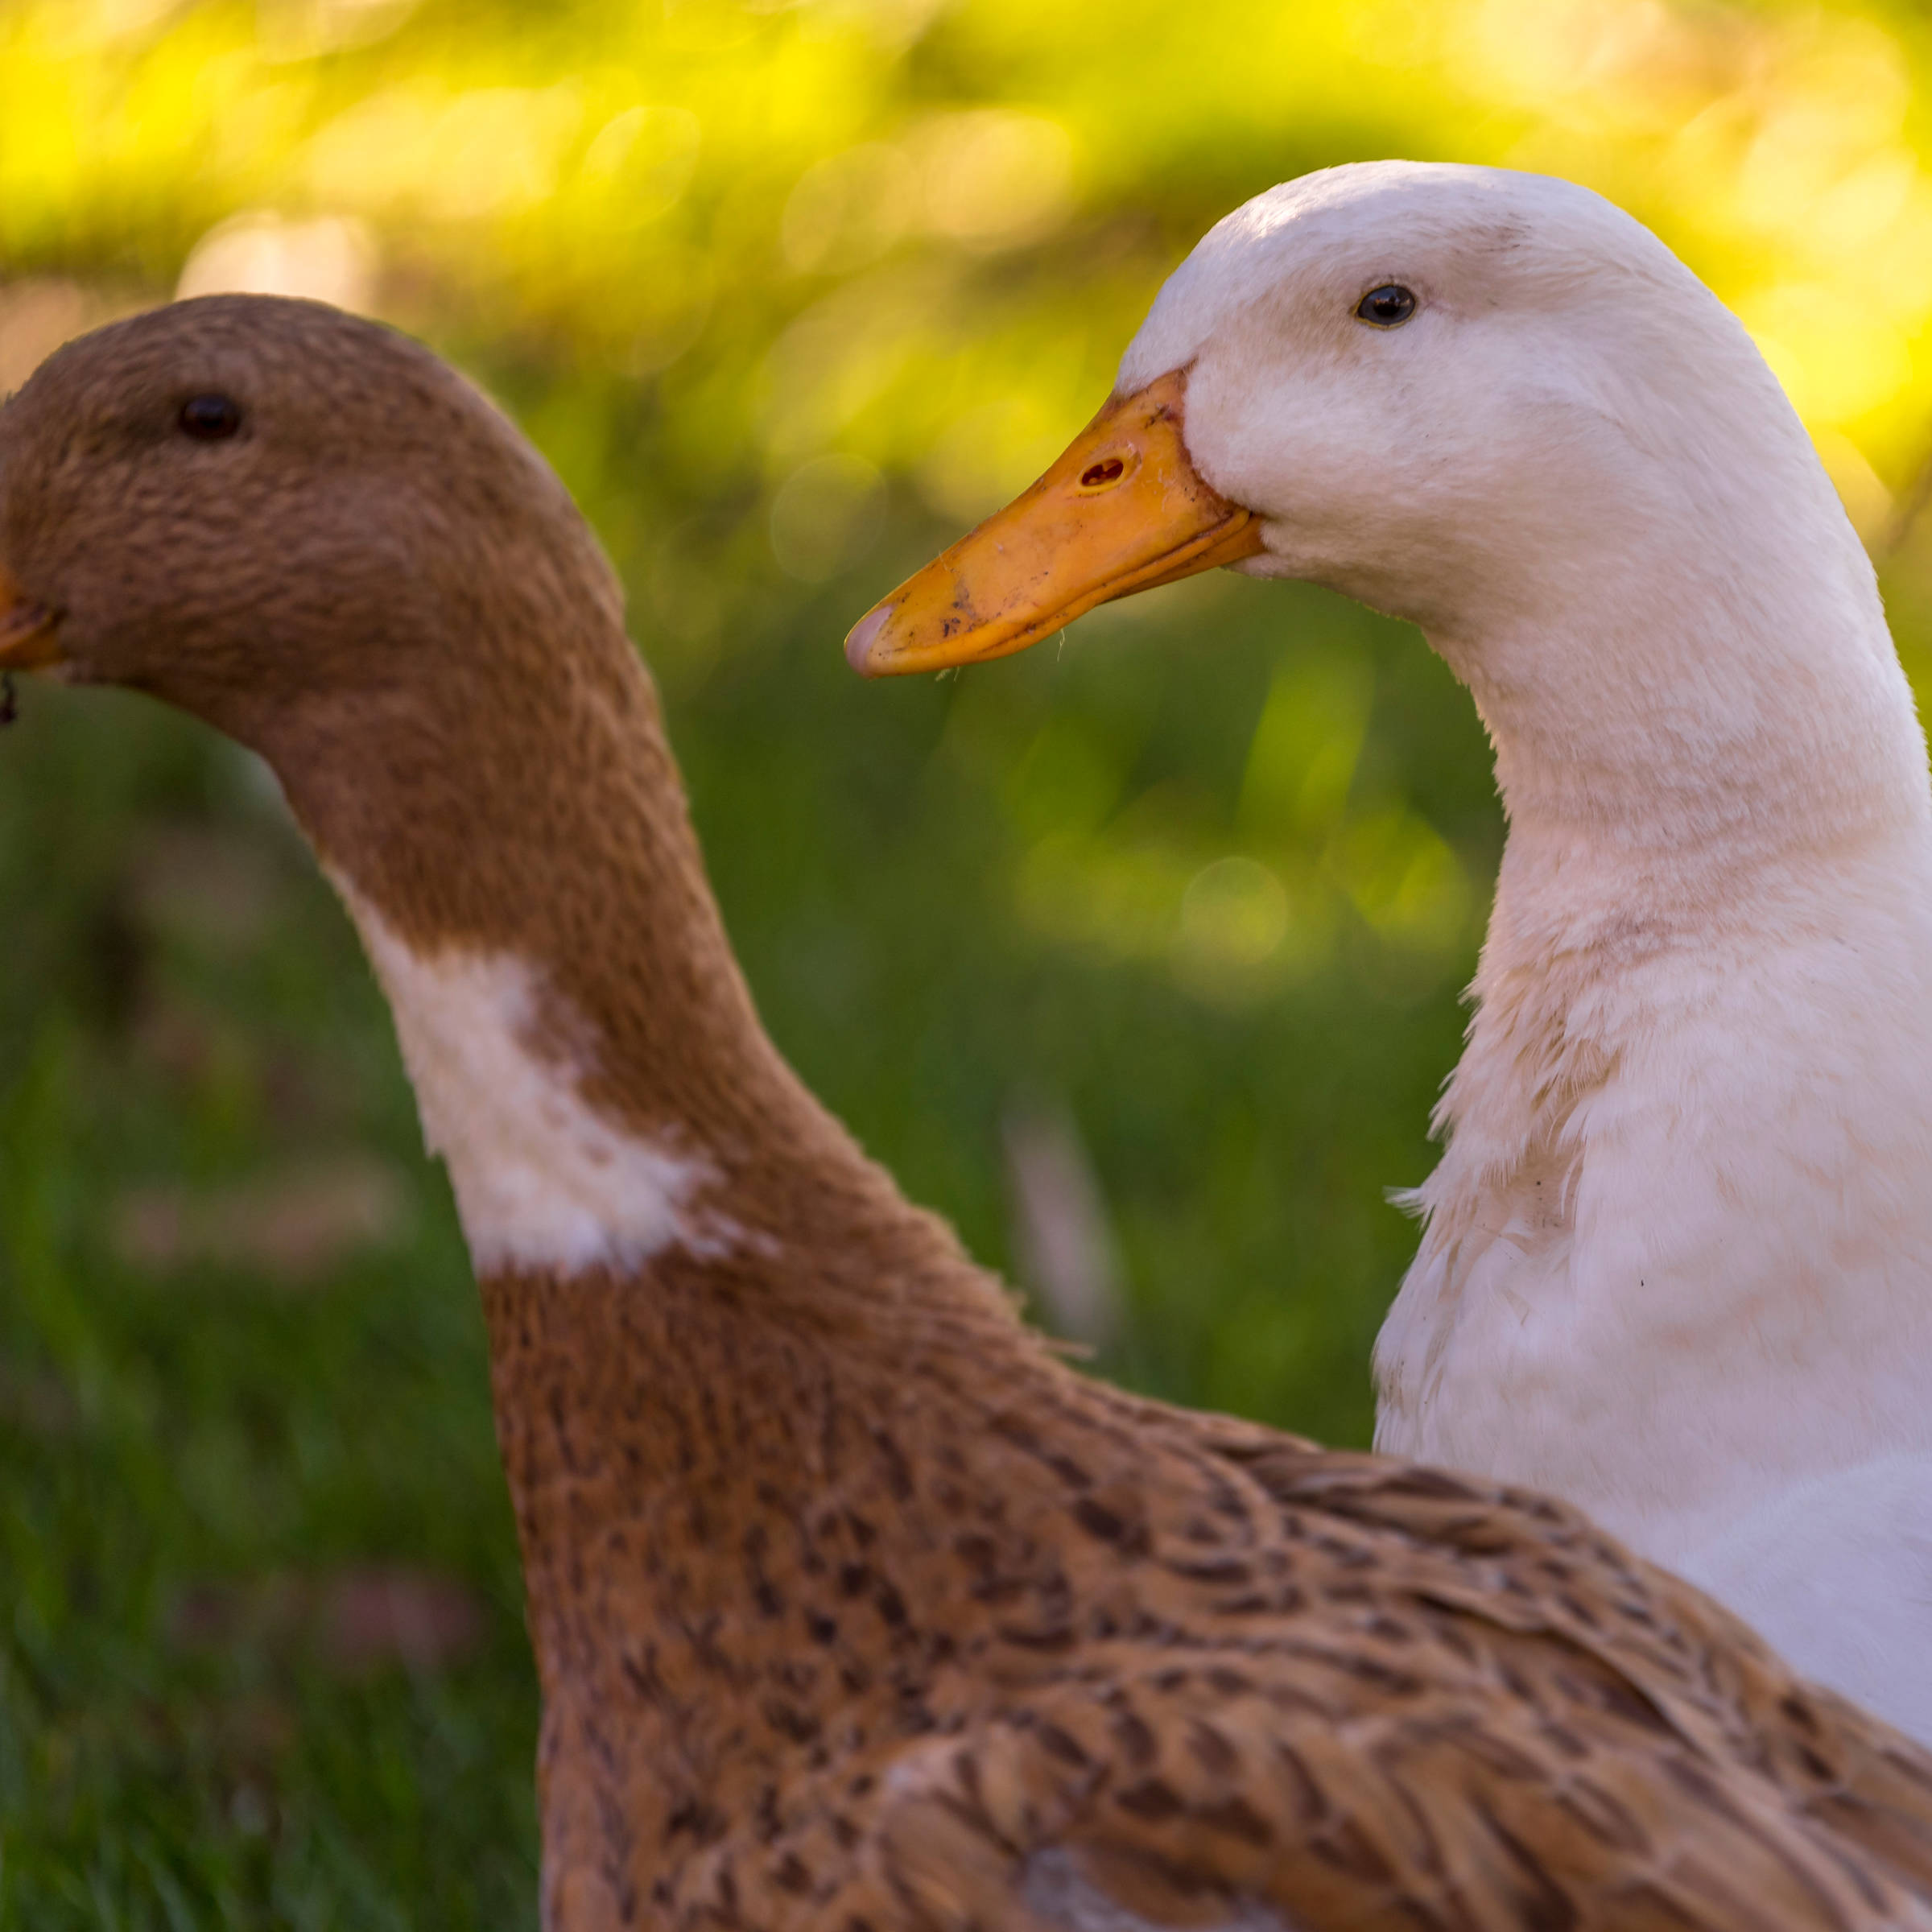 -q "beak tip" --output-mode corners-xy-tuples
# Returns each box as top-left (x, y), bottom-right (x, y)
(844, 605), (893, 677)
